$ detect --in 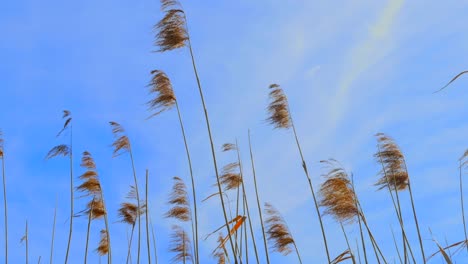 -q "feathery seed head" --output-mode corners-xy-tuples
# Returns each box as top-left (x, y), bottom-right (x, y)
(319, 159), (359, 223)
(57, 110), (72, 137)
(374, 133), (409, 191)
(46, 144), (70, 159)
(169, 225), (192, 263)
(166, 176), (191, 221)
(96, 229), (109, 255)
(264, 203), (295, 255)
(266, 84), (291, 129)
(154, 8), (188, 52)
(220, 162), (242, 190)
(109, 122), (131, 157)
(0, 129), (4, 158)
(147, 70), (177, 118)
(222, 143), (237, 152)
